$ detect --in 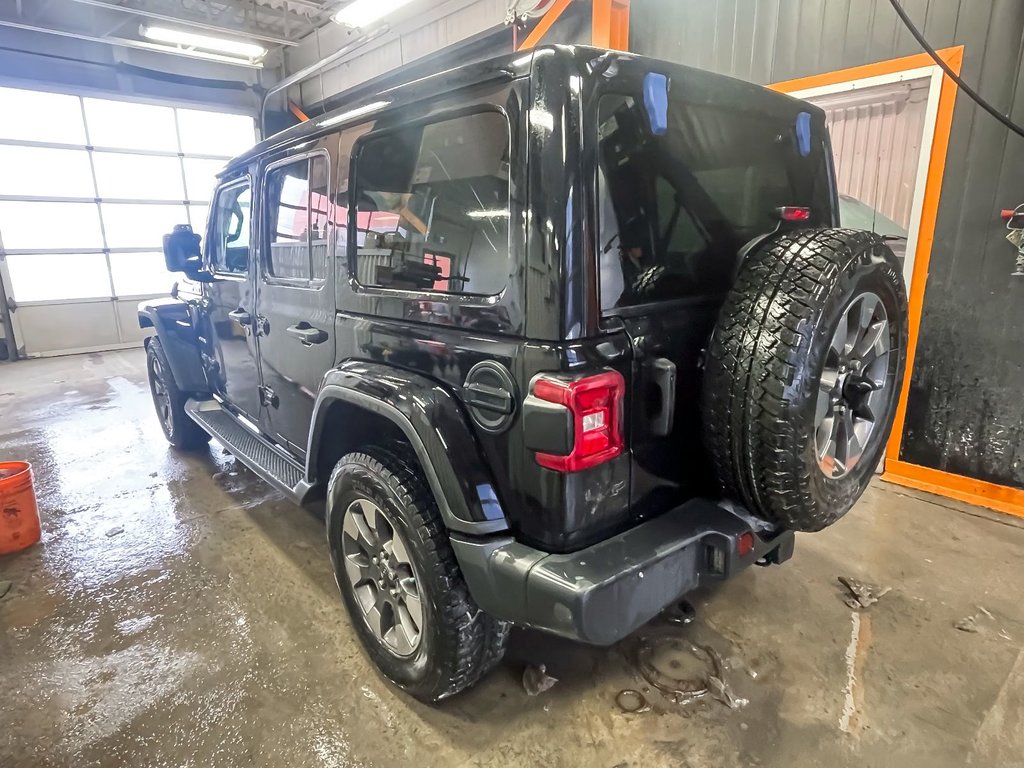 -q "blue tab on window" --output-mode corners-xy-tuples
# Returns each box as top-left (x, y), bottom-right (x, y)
(643, 72), (669, 136)
(796, 111), (812, 157)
